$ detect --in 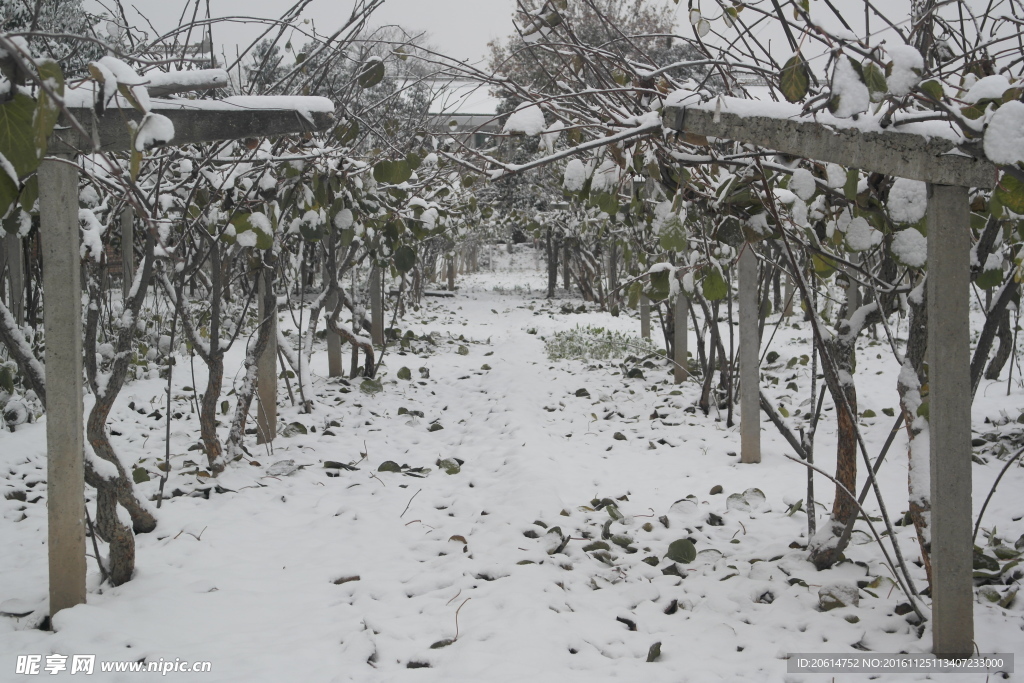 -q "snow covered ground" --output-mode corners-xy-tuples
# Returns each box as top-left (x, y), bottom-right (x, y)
(1, 245), (1022, 681)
